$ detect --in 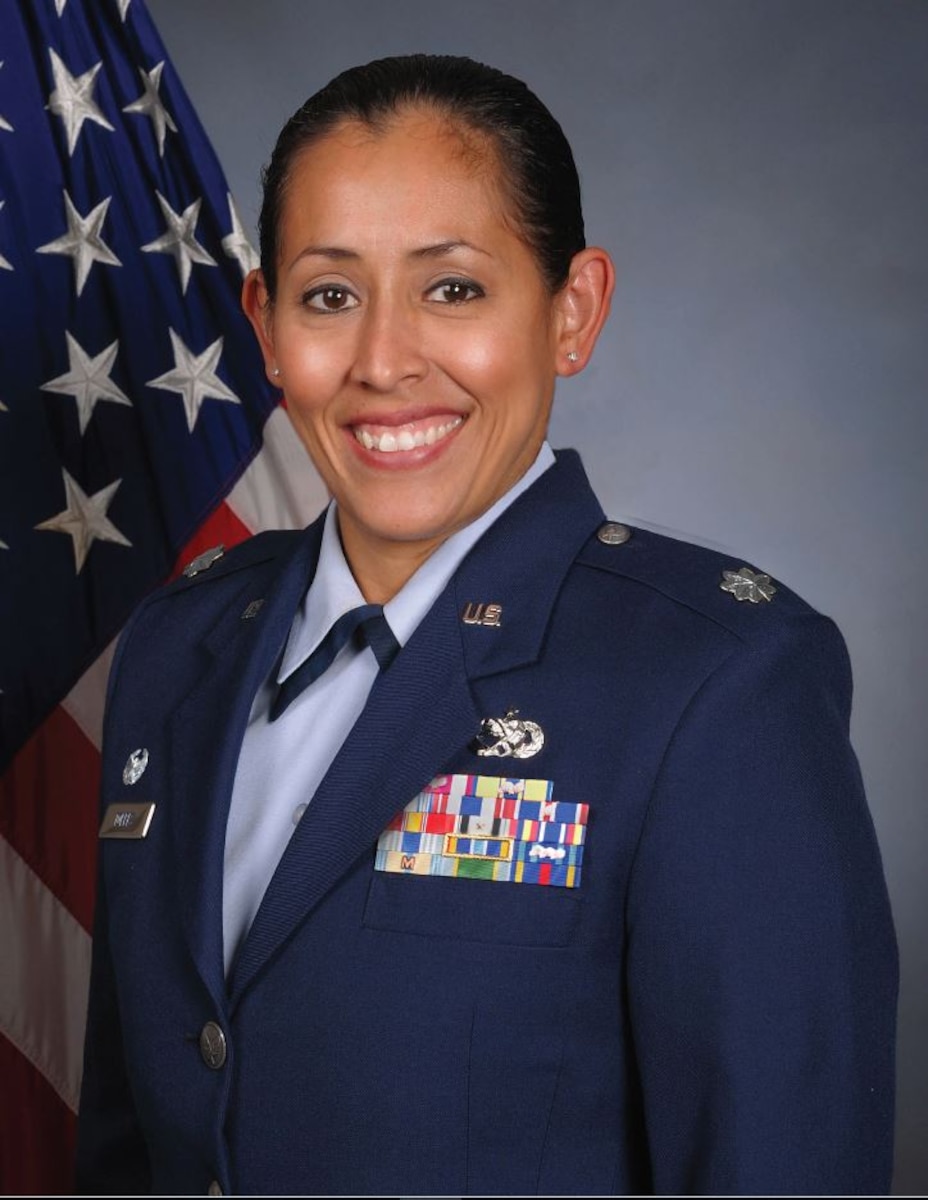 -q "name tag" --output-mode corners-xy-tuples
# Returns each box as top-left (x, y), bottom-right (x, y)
(99, 801), (156, 839)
